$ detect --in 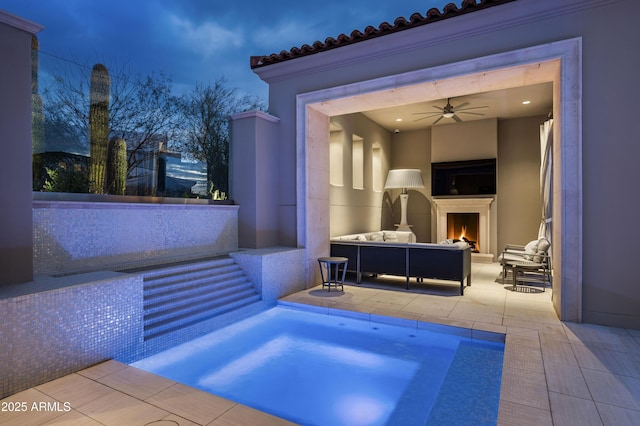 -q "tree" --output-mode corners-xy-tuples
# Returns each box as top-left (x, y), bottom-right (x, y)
(42, 61), (181, 184)
(178, 78), (263, 198)
(108, 71), (181, 178)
